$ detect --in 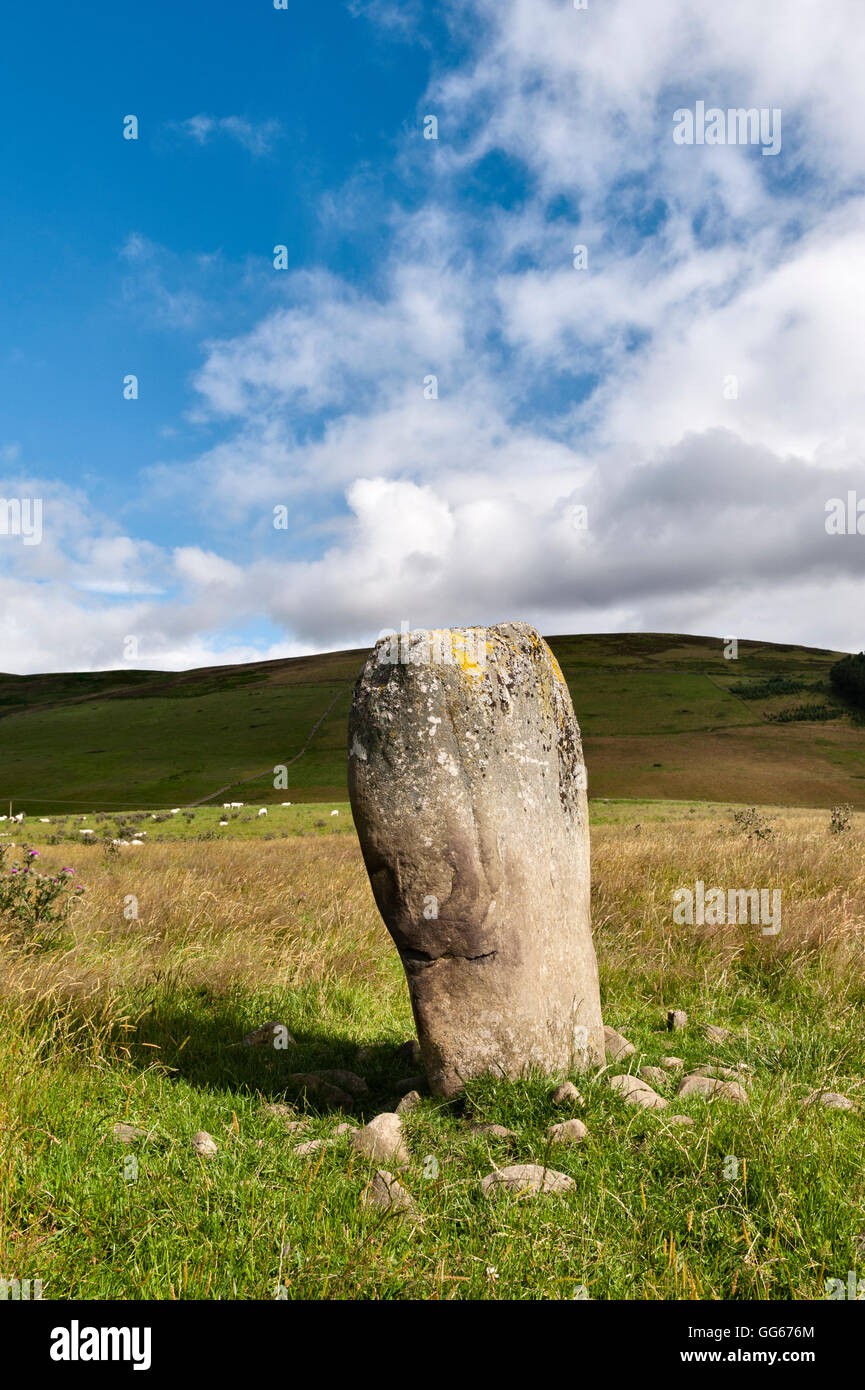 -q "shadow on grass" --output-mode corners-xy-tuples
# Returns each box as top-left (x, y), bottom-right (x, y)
(115, 987), (427, 1120)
